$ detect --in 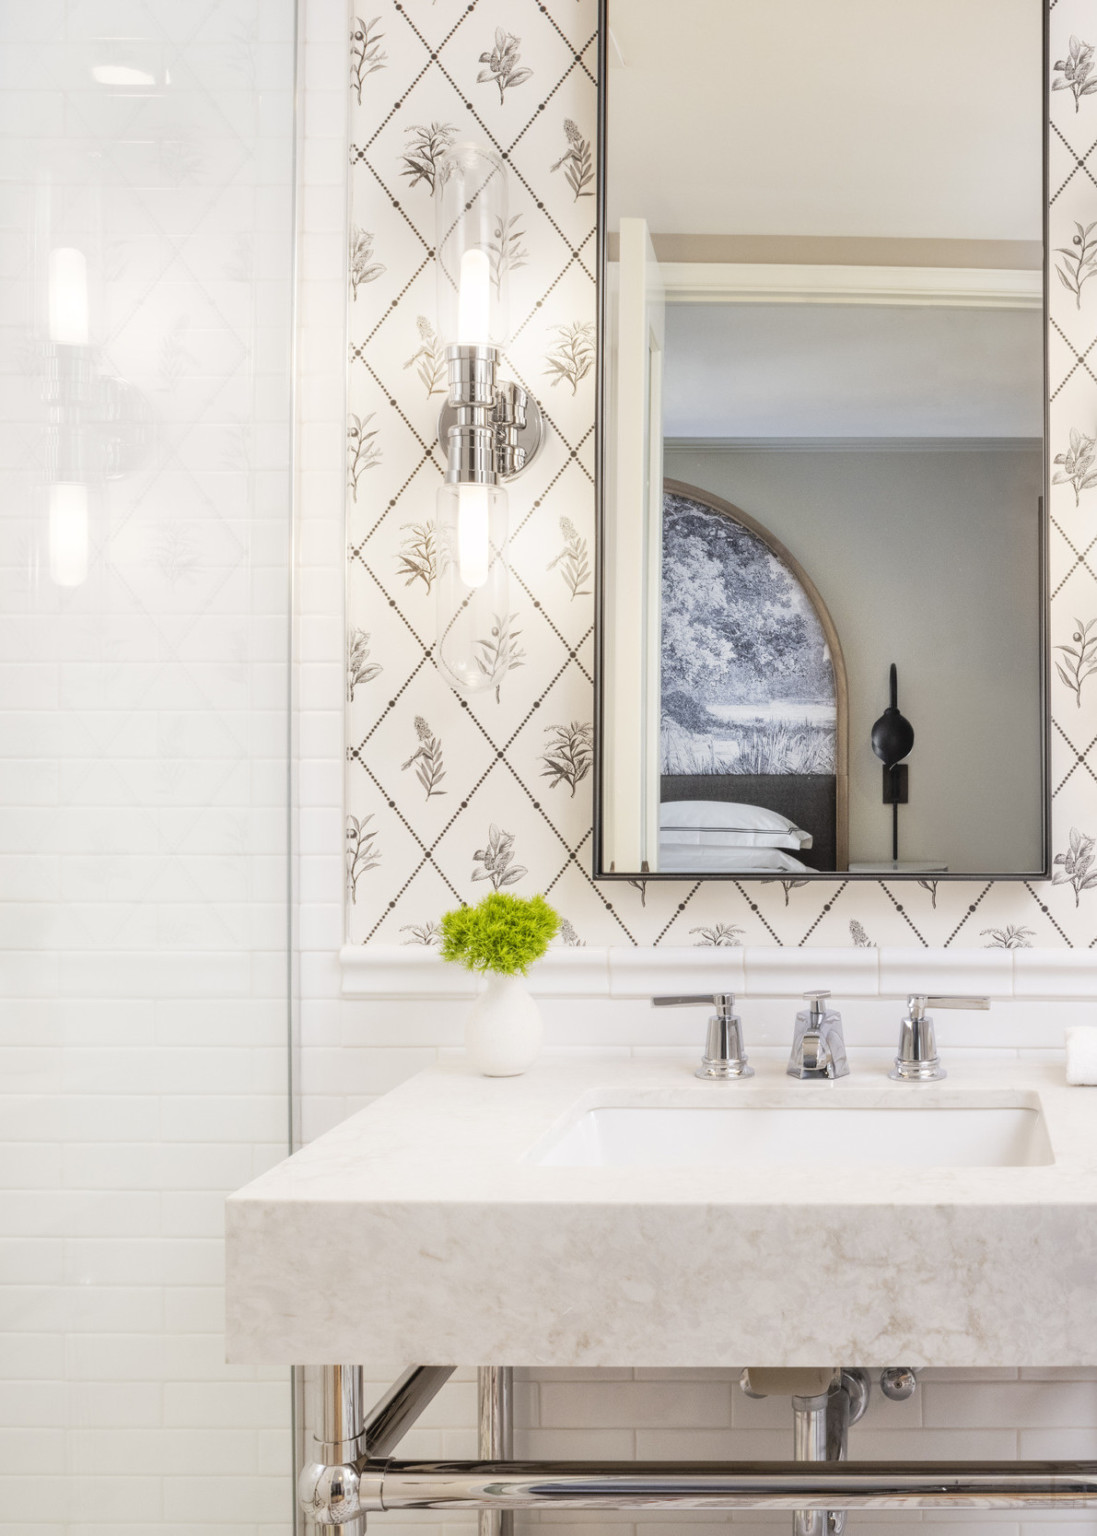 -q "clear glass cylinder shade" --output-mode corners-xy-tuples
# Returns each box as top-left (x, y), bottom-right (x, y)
(436, 479), (512, 691)
(33, 160), (105, 348)
(435, 142), (509, 348)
